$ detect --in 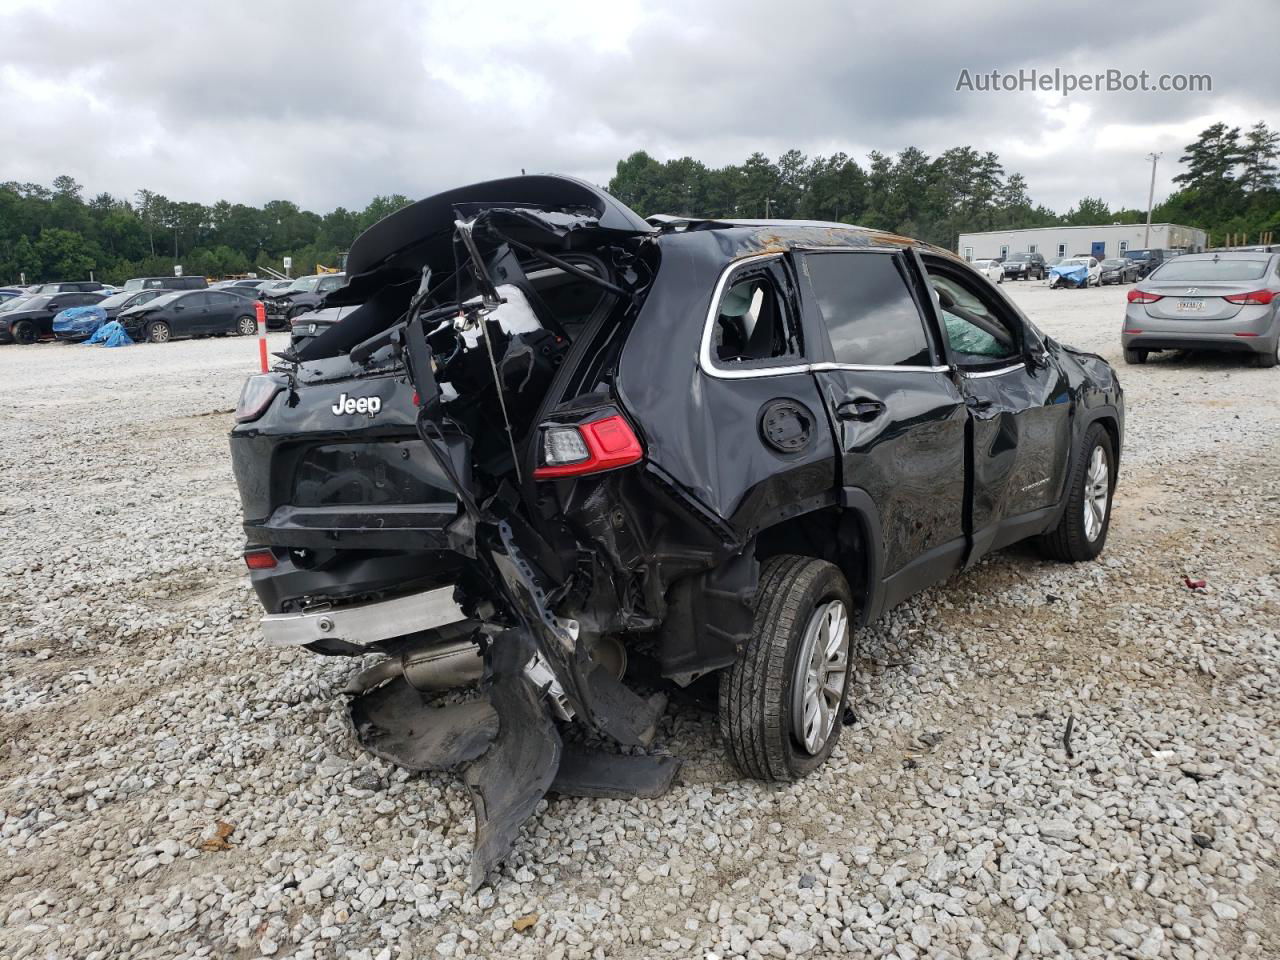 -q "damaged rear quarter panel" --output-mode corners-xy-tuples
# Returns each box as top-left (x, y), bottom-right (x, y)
(613, 233), (839, 538)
